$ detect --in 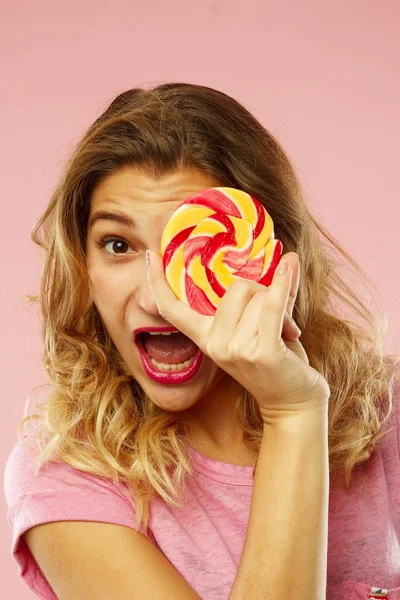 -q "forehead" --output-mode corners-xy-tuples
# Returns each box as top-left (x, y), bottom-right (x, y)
(89, 166), (222, 210)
